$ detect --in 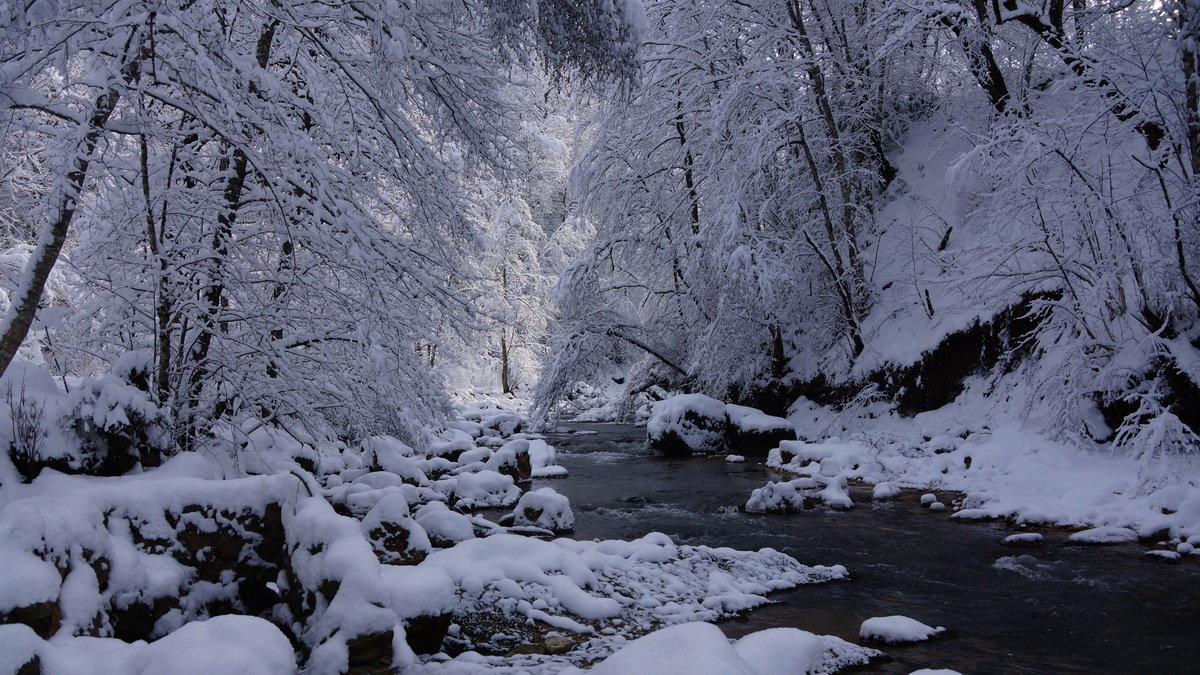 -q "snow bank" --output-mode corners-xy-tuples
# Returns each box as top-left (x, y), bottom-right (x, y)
(425, 531), (848, 655)
(859, 615), (945, 644)
(772, 398), (1200, 544)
